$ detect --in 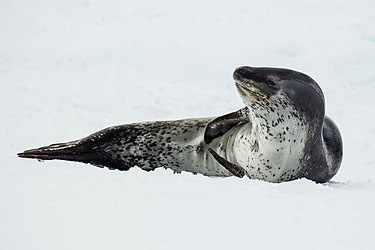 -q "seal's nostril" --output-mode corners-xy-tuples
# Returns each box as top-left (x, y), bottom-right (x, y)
(236, 68), (245, 74)
(235, 67), (254, 80)
(241, 69), (254, 80)
(234, 67), (254, 80)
